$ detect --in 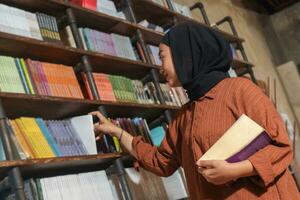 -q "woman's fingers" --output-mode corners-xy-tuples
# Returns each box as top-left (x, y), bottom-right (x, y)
(89, 111), (107, 123)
